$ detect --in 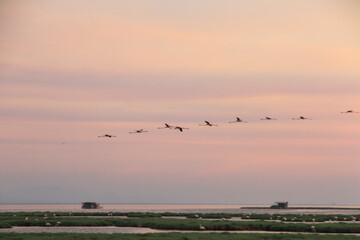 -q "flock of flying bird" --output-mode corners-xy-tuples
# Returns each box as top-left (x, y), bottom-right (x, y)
(97, 110), (358, 138)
